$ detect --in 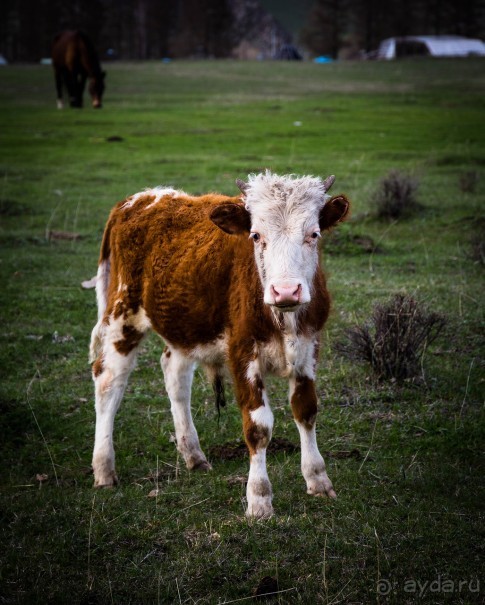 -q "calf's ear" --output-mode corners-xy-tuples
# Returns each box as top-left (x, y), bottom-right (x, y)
(210, 202), (251, 235)
(319, 194), (350, 231)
